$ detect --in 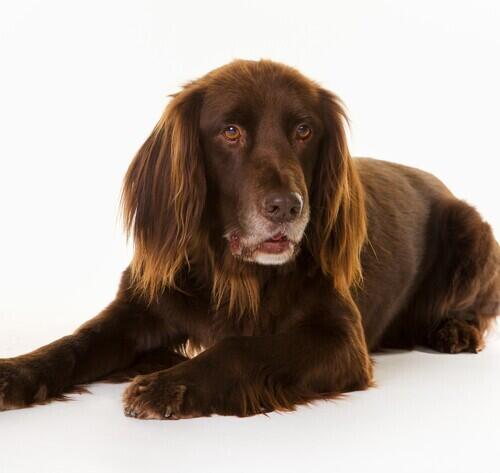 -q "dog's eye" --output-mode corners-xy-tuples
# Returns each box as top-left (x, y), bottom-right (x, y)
(295, 124), (312, 141)
(222, 125), (241, 141)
